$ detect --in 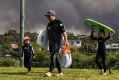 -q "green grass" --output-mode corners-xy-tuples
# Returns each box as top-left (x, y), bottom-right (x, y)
(0, 67), (119, 80)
